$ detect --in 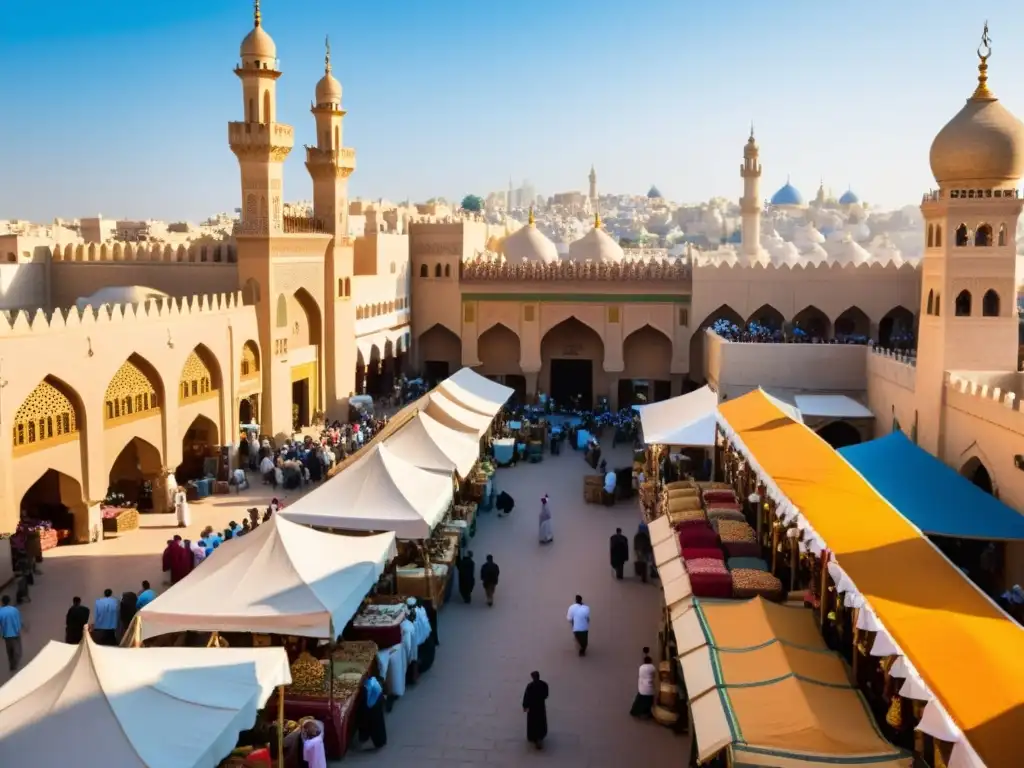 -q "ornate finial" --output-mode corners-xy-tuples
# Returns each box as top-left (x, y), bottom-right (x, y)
(528, 206), (535, 226)
(594, 211), (602, 229)
(325, 35), (331, 73)
(254, 0), (261, 27)
(749, 121), (755, 140)
(974, 21), (993, 99)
